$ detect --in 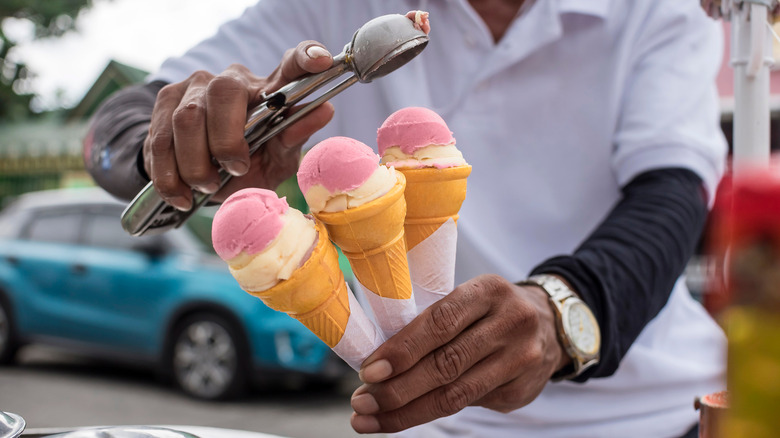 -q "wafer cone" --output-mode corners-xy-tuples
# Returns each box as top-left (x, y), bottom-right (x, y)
(244, 221), (349, 348)
(400, 165), (472, 250)
(314, 172), (412, 301)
